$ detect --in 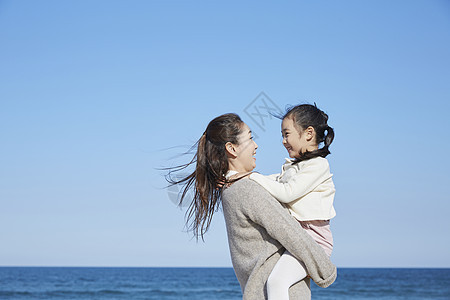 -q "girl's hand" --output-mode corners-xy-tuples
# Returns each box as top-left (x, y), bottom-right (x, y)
(229, 172), (252, 181)
(217, 172), (252, 189)
(219, 172), (253, 189)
